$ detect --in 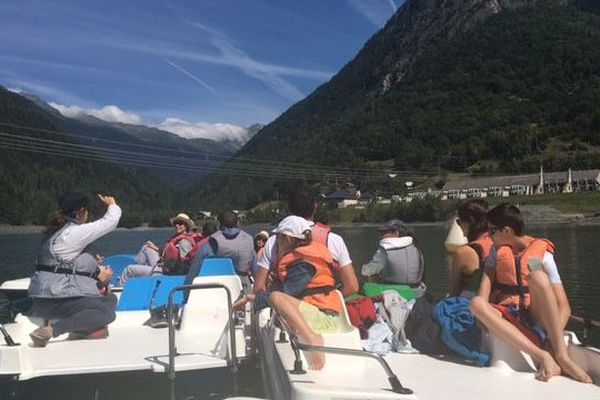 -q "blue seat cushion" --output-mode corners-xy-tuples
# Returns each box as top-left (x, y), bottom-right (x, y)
(199, 258), (236, 276)
(117, 276), (186, 311)
(104, 254), (137, 286)
(116, 258), (236, 311)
